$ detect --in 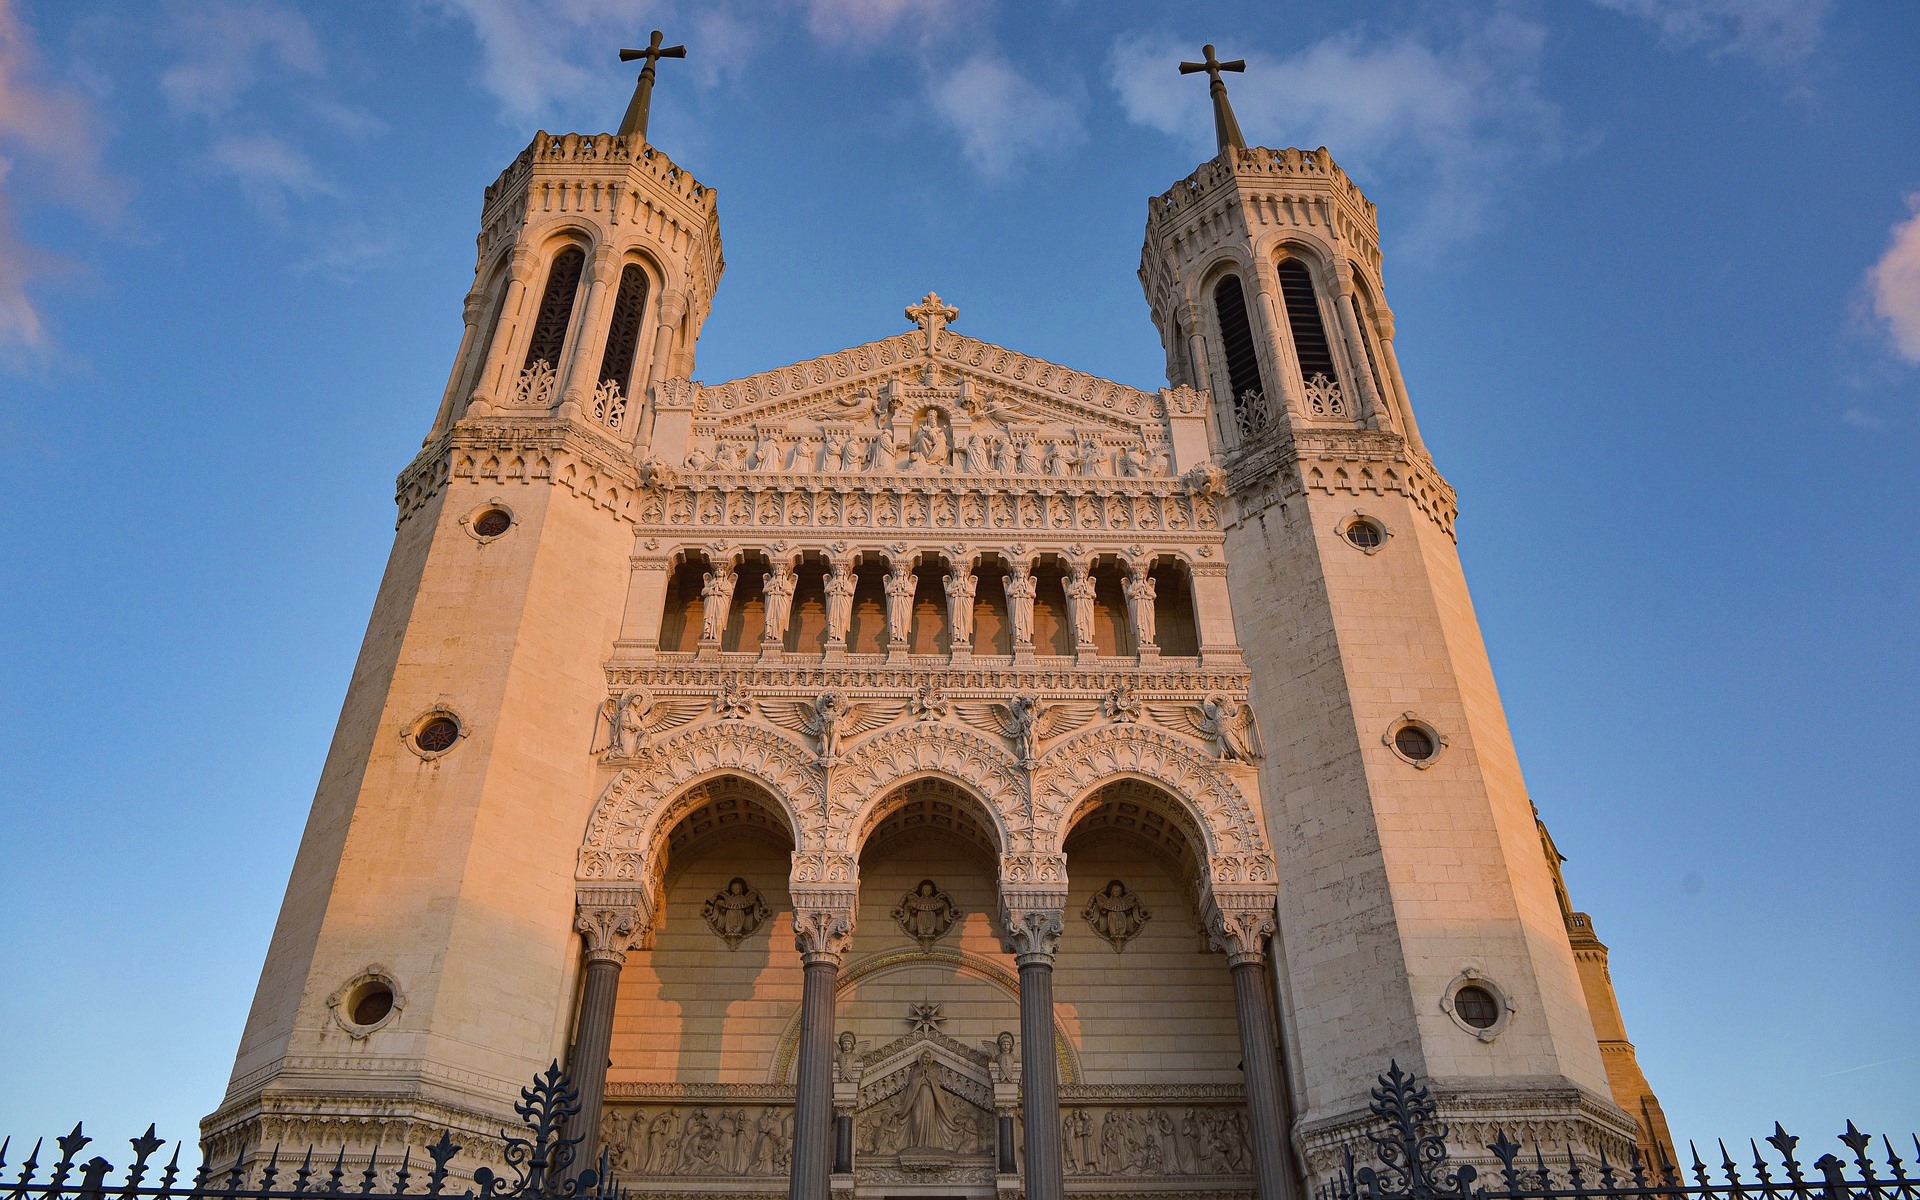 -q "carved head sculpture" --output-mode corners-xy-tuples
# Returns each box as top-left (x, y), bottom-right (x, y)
(997, 1030), (1014, 1053)
(727, 877), (749, 896)
(917, 879), (938, 897)
(839, 1030), (857, 1053)
(1107, 879), (1125, 898)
